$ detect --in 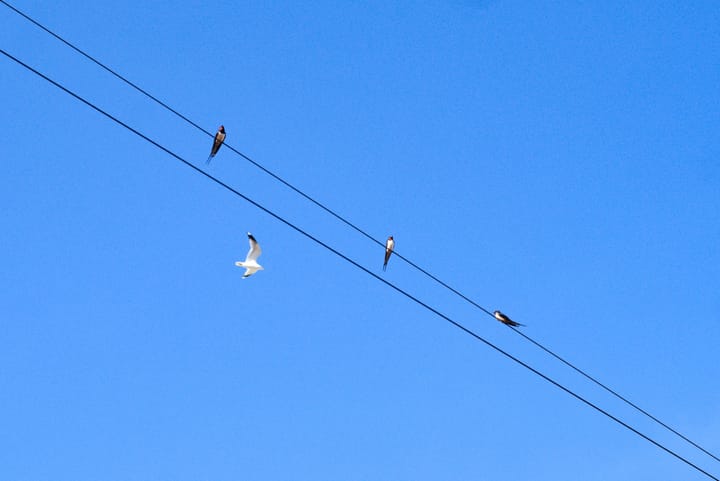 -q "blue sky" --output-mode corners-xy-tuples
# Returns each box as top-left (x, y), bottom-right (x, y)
(1, 1), (719, 479)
